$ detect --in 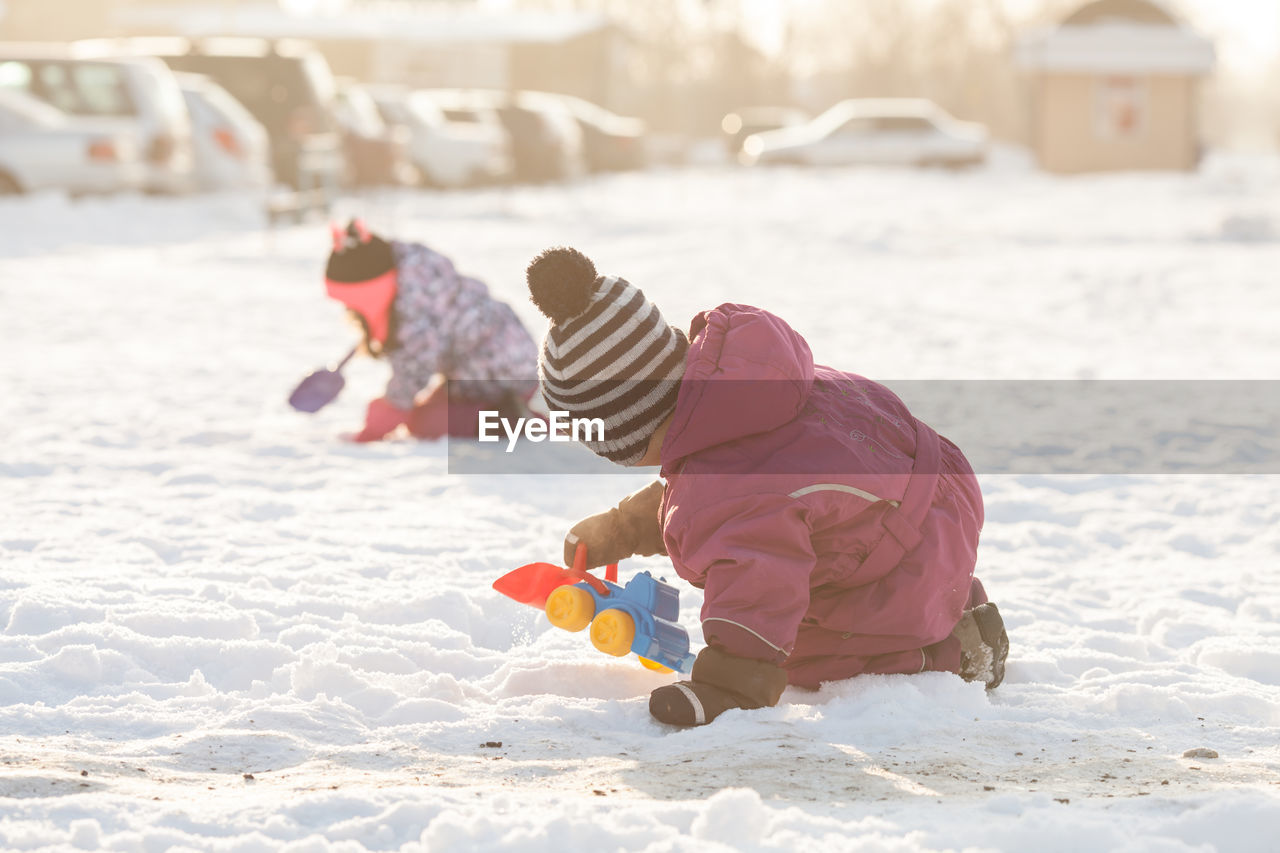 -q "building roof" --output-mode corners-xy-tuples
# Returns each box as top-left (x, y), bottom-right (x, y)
(1018, 0), (1214, 75)
(116, 3), (610, 45)
(1062, 0), (1178, 27)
